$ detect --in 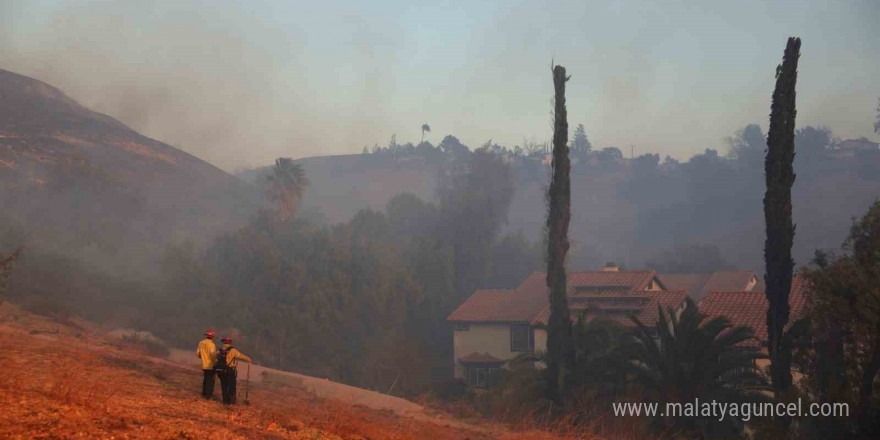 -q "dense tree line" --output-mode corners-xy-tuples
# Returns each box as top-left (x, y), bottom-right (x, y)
(797, 200), (880, 438)
(150, 150), (540, 395)
(347, 114), (878, 275)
